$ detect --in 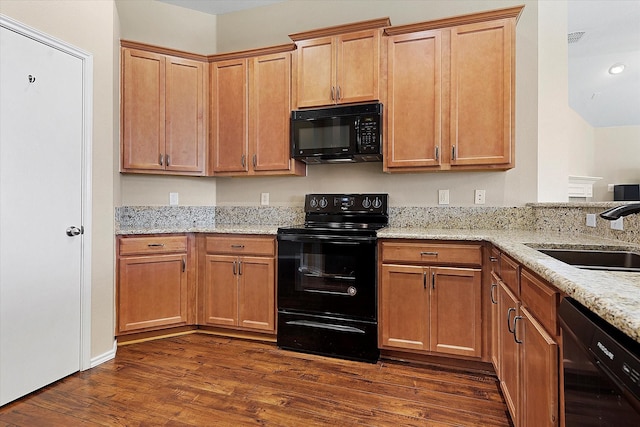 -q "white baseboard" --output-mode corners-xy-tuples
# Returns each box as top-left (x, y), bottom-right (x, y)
(89, 339), (117, 369)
